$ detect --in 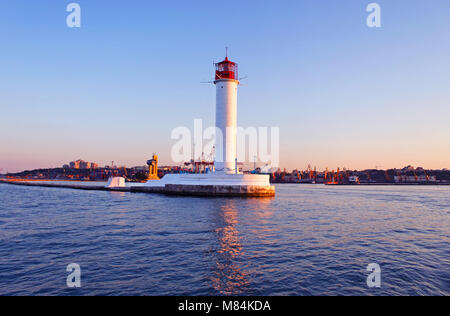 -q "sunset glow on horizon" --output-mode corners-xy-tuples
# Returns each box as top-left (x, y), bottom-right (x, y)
(1, 0), (449, 173)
